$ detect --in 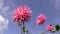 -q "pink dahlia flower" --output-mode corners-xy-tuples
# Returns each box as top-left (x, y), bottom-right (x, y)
(46, 24), (53, 32)
(13, 5), (32, 23)
(36, 13), (46, 25)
